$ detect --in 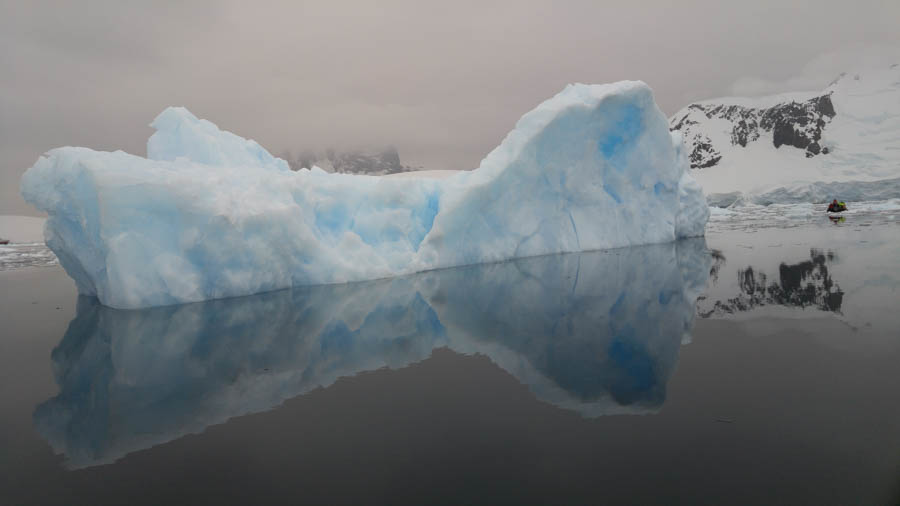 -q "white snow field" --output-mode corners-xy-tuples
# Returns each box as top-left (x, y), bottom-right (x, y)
(673, 65), (900, 201)
(21, 81), (708, 309)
